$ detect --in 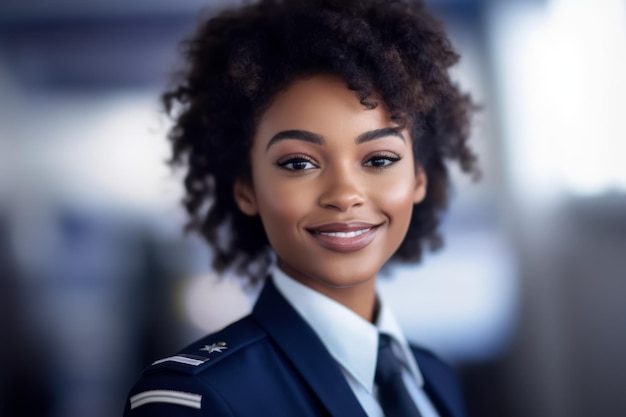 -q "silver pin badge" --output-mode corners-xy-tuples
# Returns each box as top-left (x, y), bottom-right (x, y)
(200, 341), (227, 354)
